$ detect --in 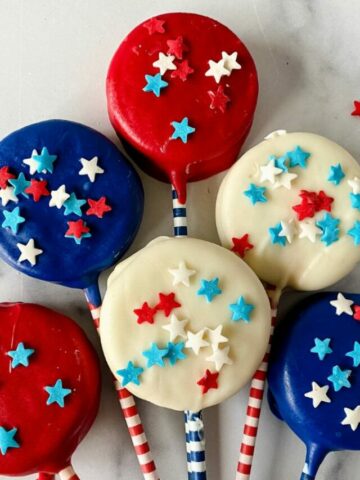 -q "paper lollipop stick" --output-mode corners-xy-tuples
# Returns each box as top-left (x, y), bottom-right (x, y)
(58, 466), (80, 480)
